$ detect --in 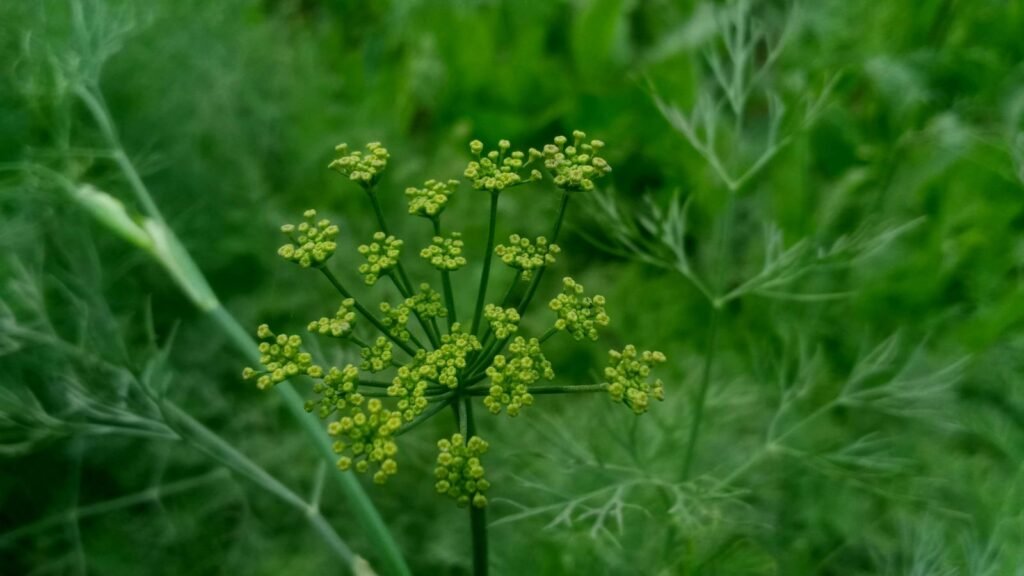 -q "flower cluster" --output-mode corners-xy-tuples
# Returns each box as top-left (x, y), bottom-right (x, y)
(277, 210), (339, 268)
(427, 326), (482, 388)
(251, 132), (667, 504)
(484, 337), (553, 416)
(542, 131), (611, 192)
(329, 142), (389, 187)
(360, 336), (394, 373)
(435, 434), (490, 508)
(243, 324), (315, 390)
(358, 232), (403, 284)
(406, 179), (459, 217)
(494, 234), (560, 281)
(604, 346), (667, 414)
(483, 304), (520, 339)
(380, 285), (447, 342)
(464, 139), (542, 192)
(388, 357), (434, 421)
(308, 298), (357, 338)
(328, 398), (402, 484)
(549, 277), (610, 341)
(306, 364), (364, 419)
(421, 233), (467, 271)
